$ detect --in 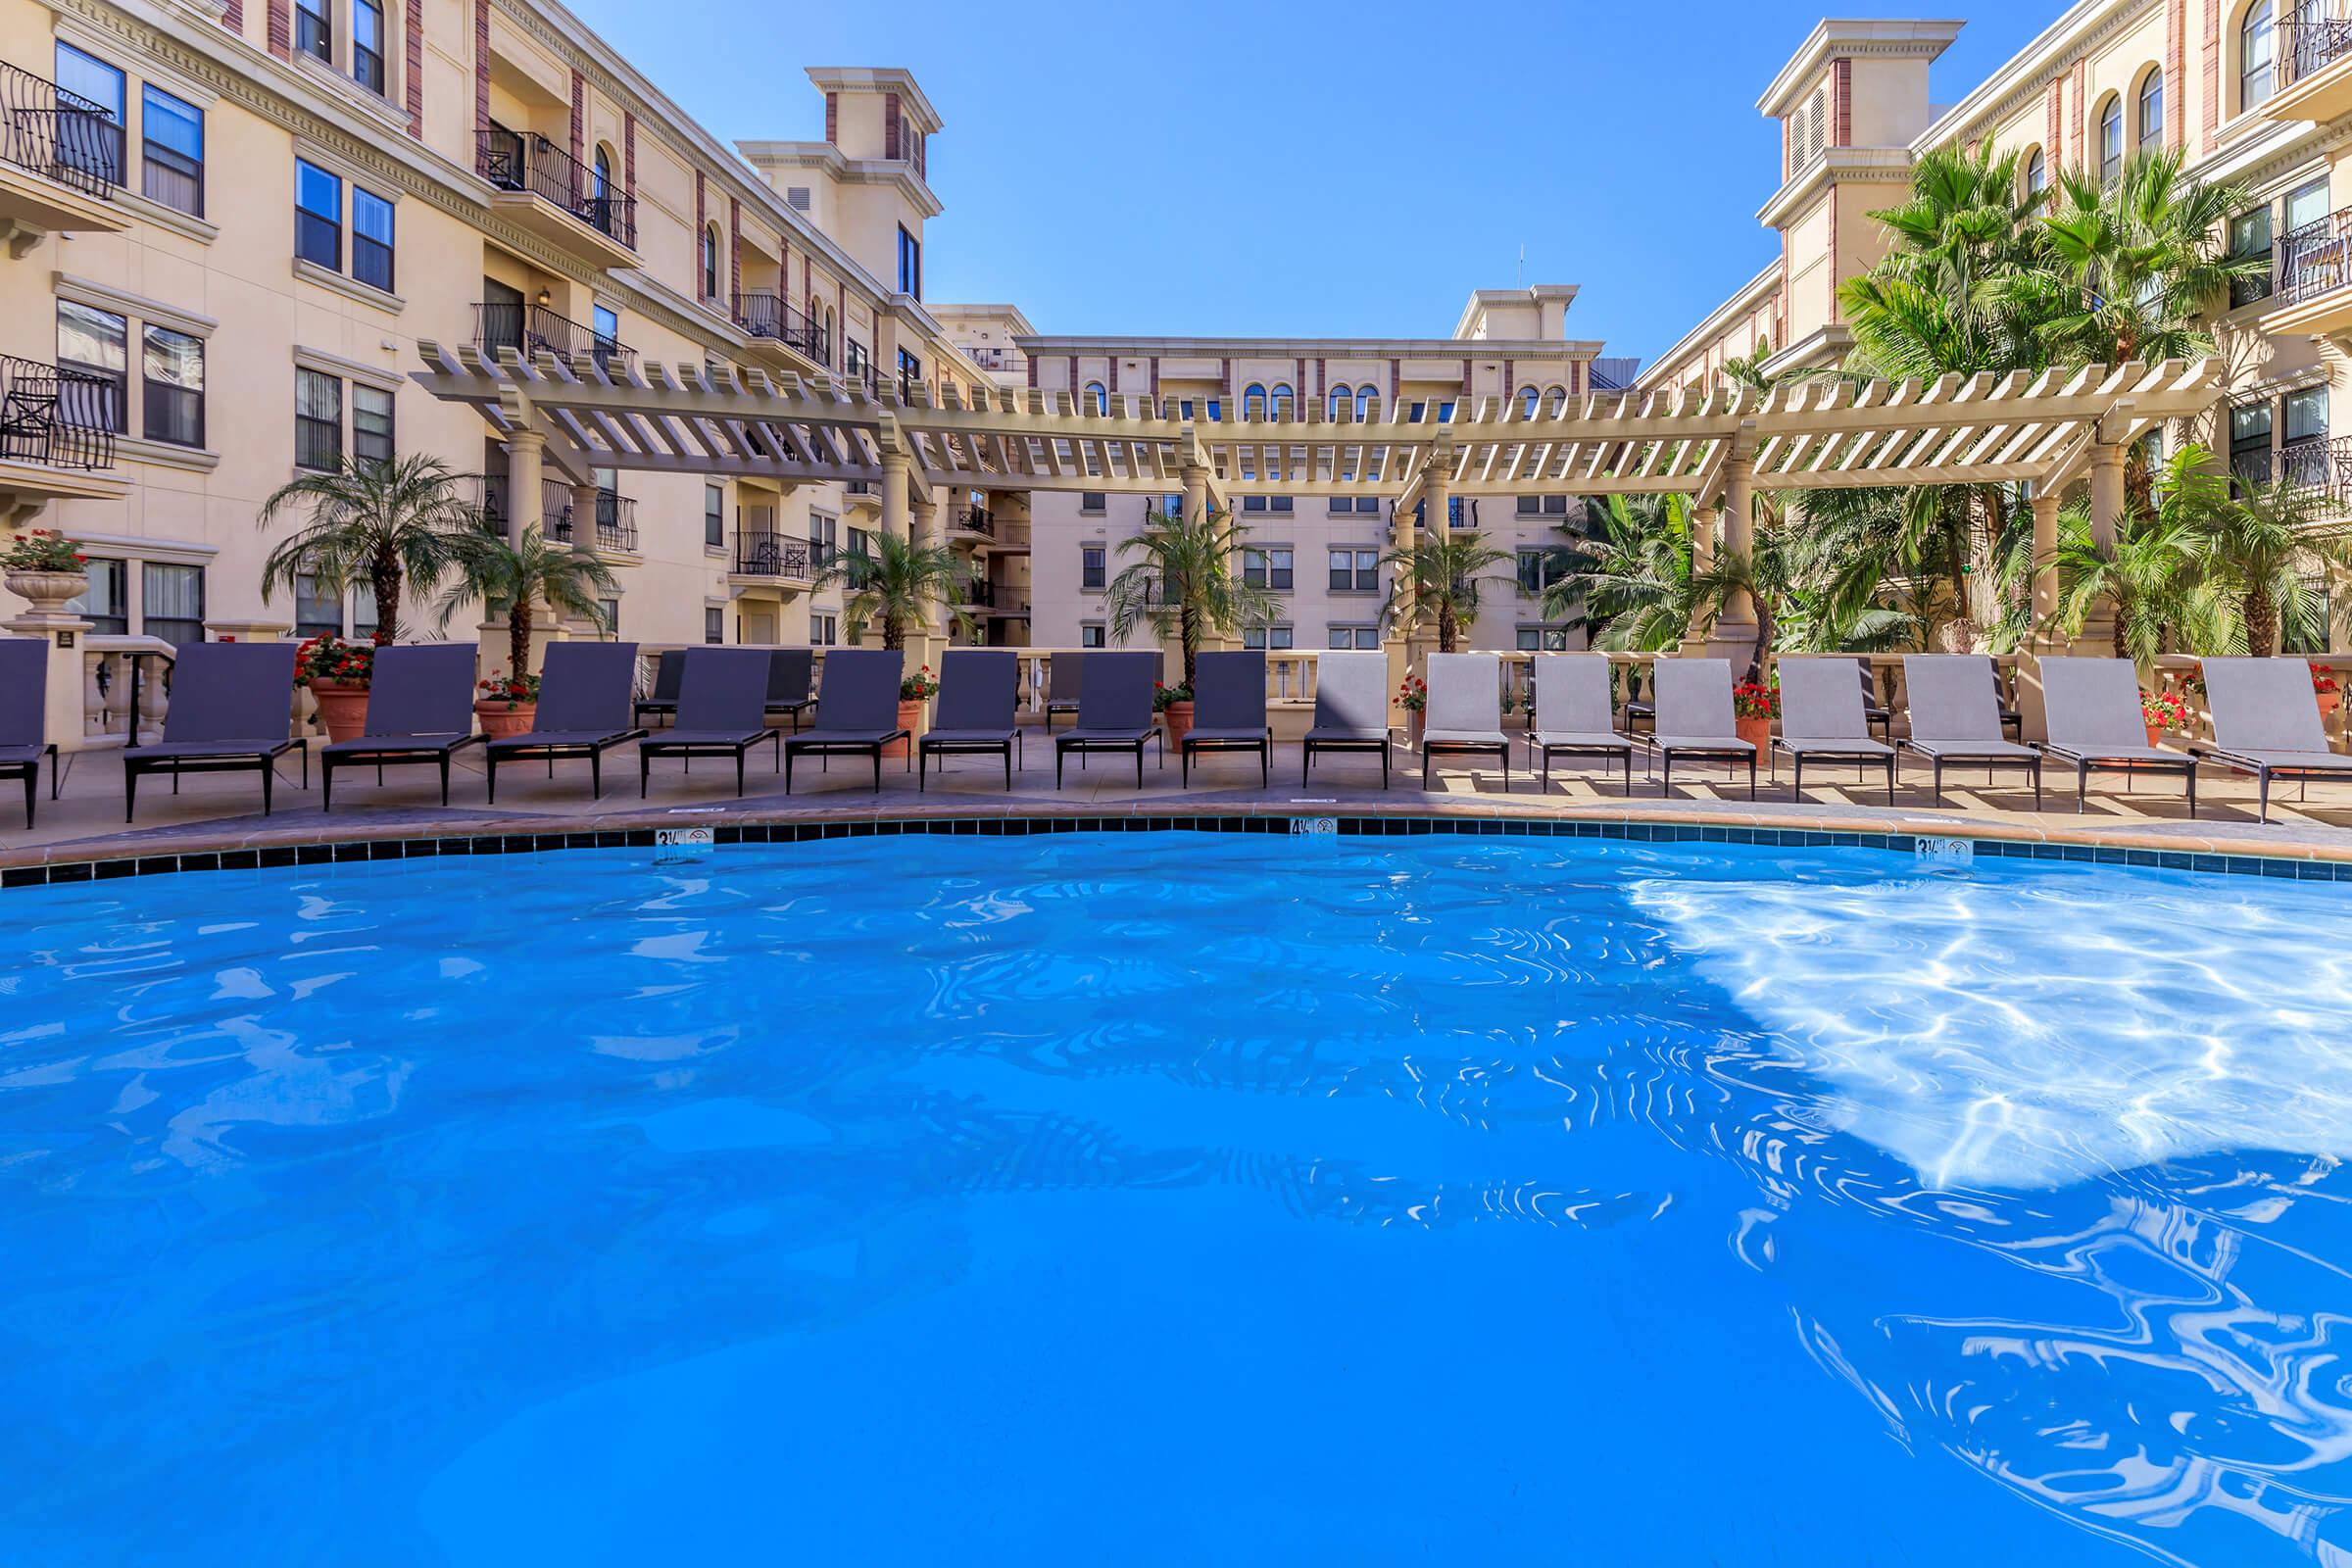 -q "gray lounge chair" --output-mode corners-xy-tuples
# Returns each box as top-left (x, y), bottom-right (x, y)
(639, 647), (780, 797)
(1043, 653), (1082, 730)
(764, 648), (816, 733)
(1054, 651), (1161, 788)
(1530, 653), (1633, 793)
(1651, 658), (1755, 798)
(783, 648), (907, 793)
(2037, 656), (2197, 815)
(919, 648), (1020, 791)
(1899, 654), (2042, 808)
(484, 641), (646, 803)
(1301, 651), (1390, 787)
(1420, 652), (1511, 790)
(631, 648), (685, 729)
(320, 643), (483, 809)
(1181, 650), (1270, 787)
(0, 638), (59, 828)
(123, 641), (307, 821)
(1774, 656), (1895, 804)
(2191, 656), (2352, 822)
(1858, 662), (1893, 743)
